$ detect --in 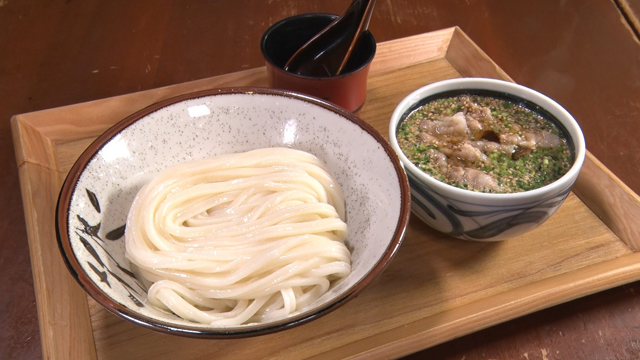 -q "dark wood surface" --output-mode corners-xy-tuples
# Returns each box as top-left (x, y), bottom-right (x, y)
(2, 0), (639, 359)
